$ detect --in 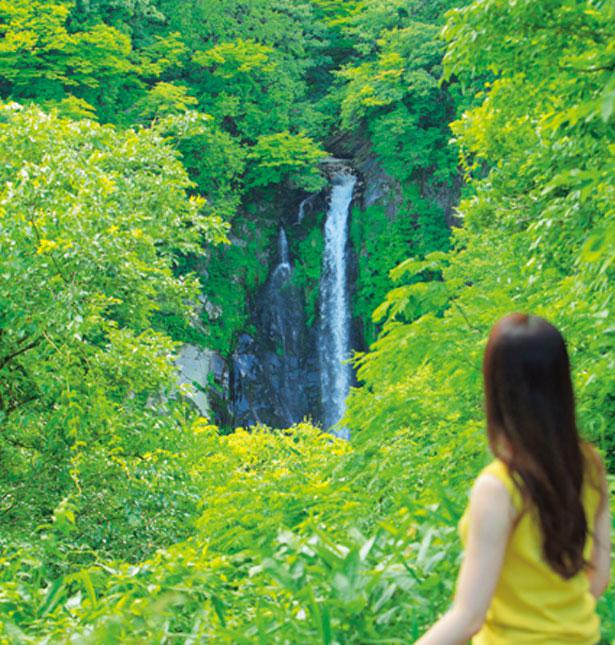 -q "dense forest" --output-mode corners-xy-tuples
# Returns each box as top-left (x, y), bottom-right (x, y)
(0, 0), (613, 641)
